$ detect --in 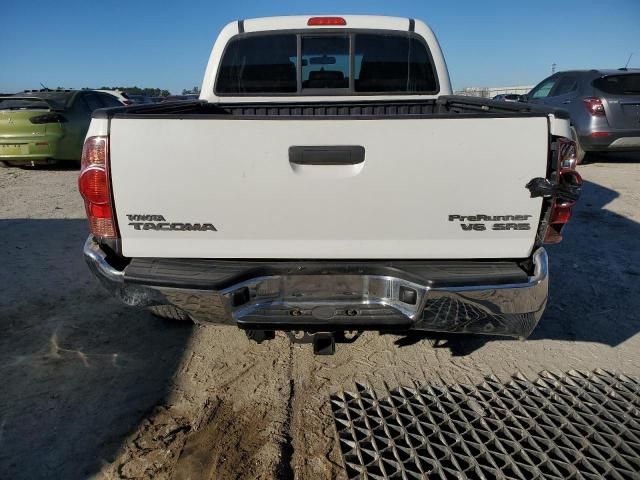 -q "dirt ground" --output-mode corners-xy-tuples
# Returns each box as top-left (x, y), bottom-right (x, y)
(0, 153), (639, 479)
